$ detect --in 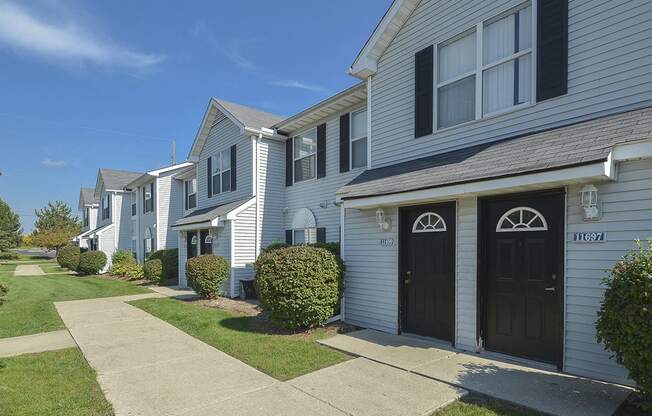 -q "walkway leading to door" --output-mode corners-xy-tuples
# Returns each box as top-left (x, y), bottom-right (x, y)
(320, 329), (631, 416)
(13, 264), (45, 276)
(55, 294), (463, 416)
